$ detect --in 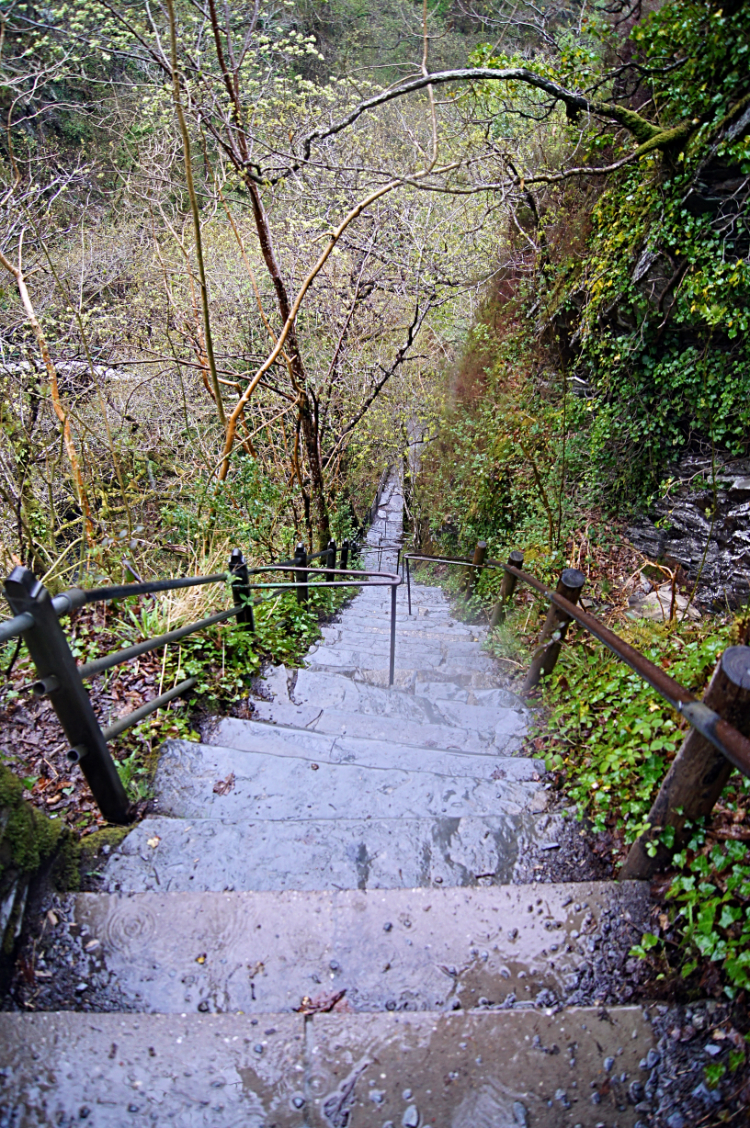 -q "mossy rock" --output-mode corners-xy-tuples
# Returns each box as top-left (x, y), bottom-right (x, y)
(77, 824), (131, 888)
(0, 764), (65, 877)
(0, 763), (80, 960)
